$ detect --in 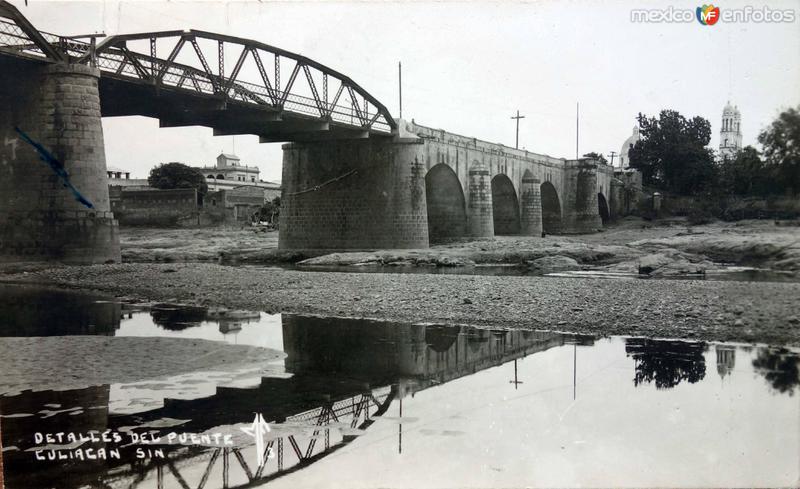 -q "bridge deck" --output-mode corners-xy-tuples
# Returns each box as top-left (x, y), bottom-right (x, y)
(0, 1), (395, 142)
